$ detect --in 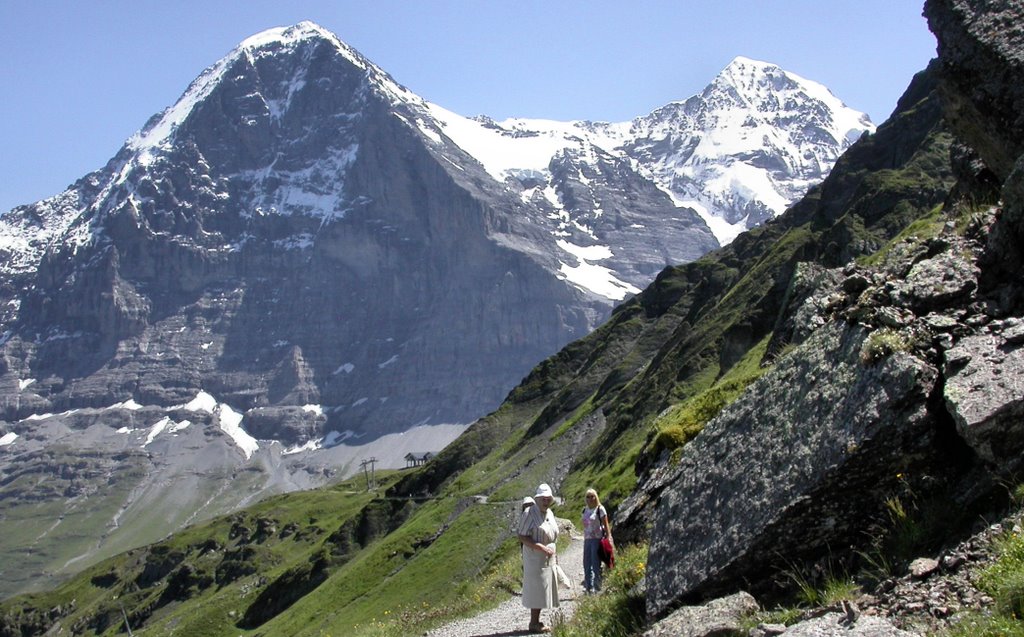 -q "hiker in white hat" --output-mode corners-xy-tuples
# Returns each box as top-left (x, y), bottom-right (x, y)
(516, 483), (559, 633)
